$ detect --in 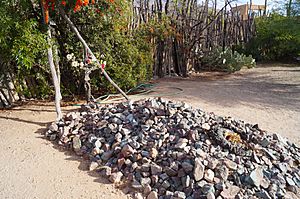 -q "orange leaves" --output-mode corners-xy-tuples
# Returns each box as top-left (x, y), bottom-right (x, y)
(41, 0), (120, 22)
